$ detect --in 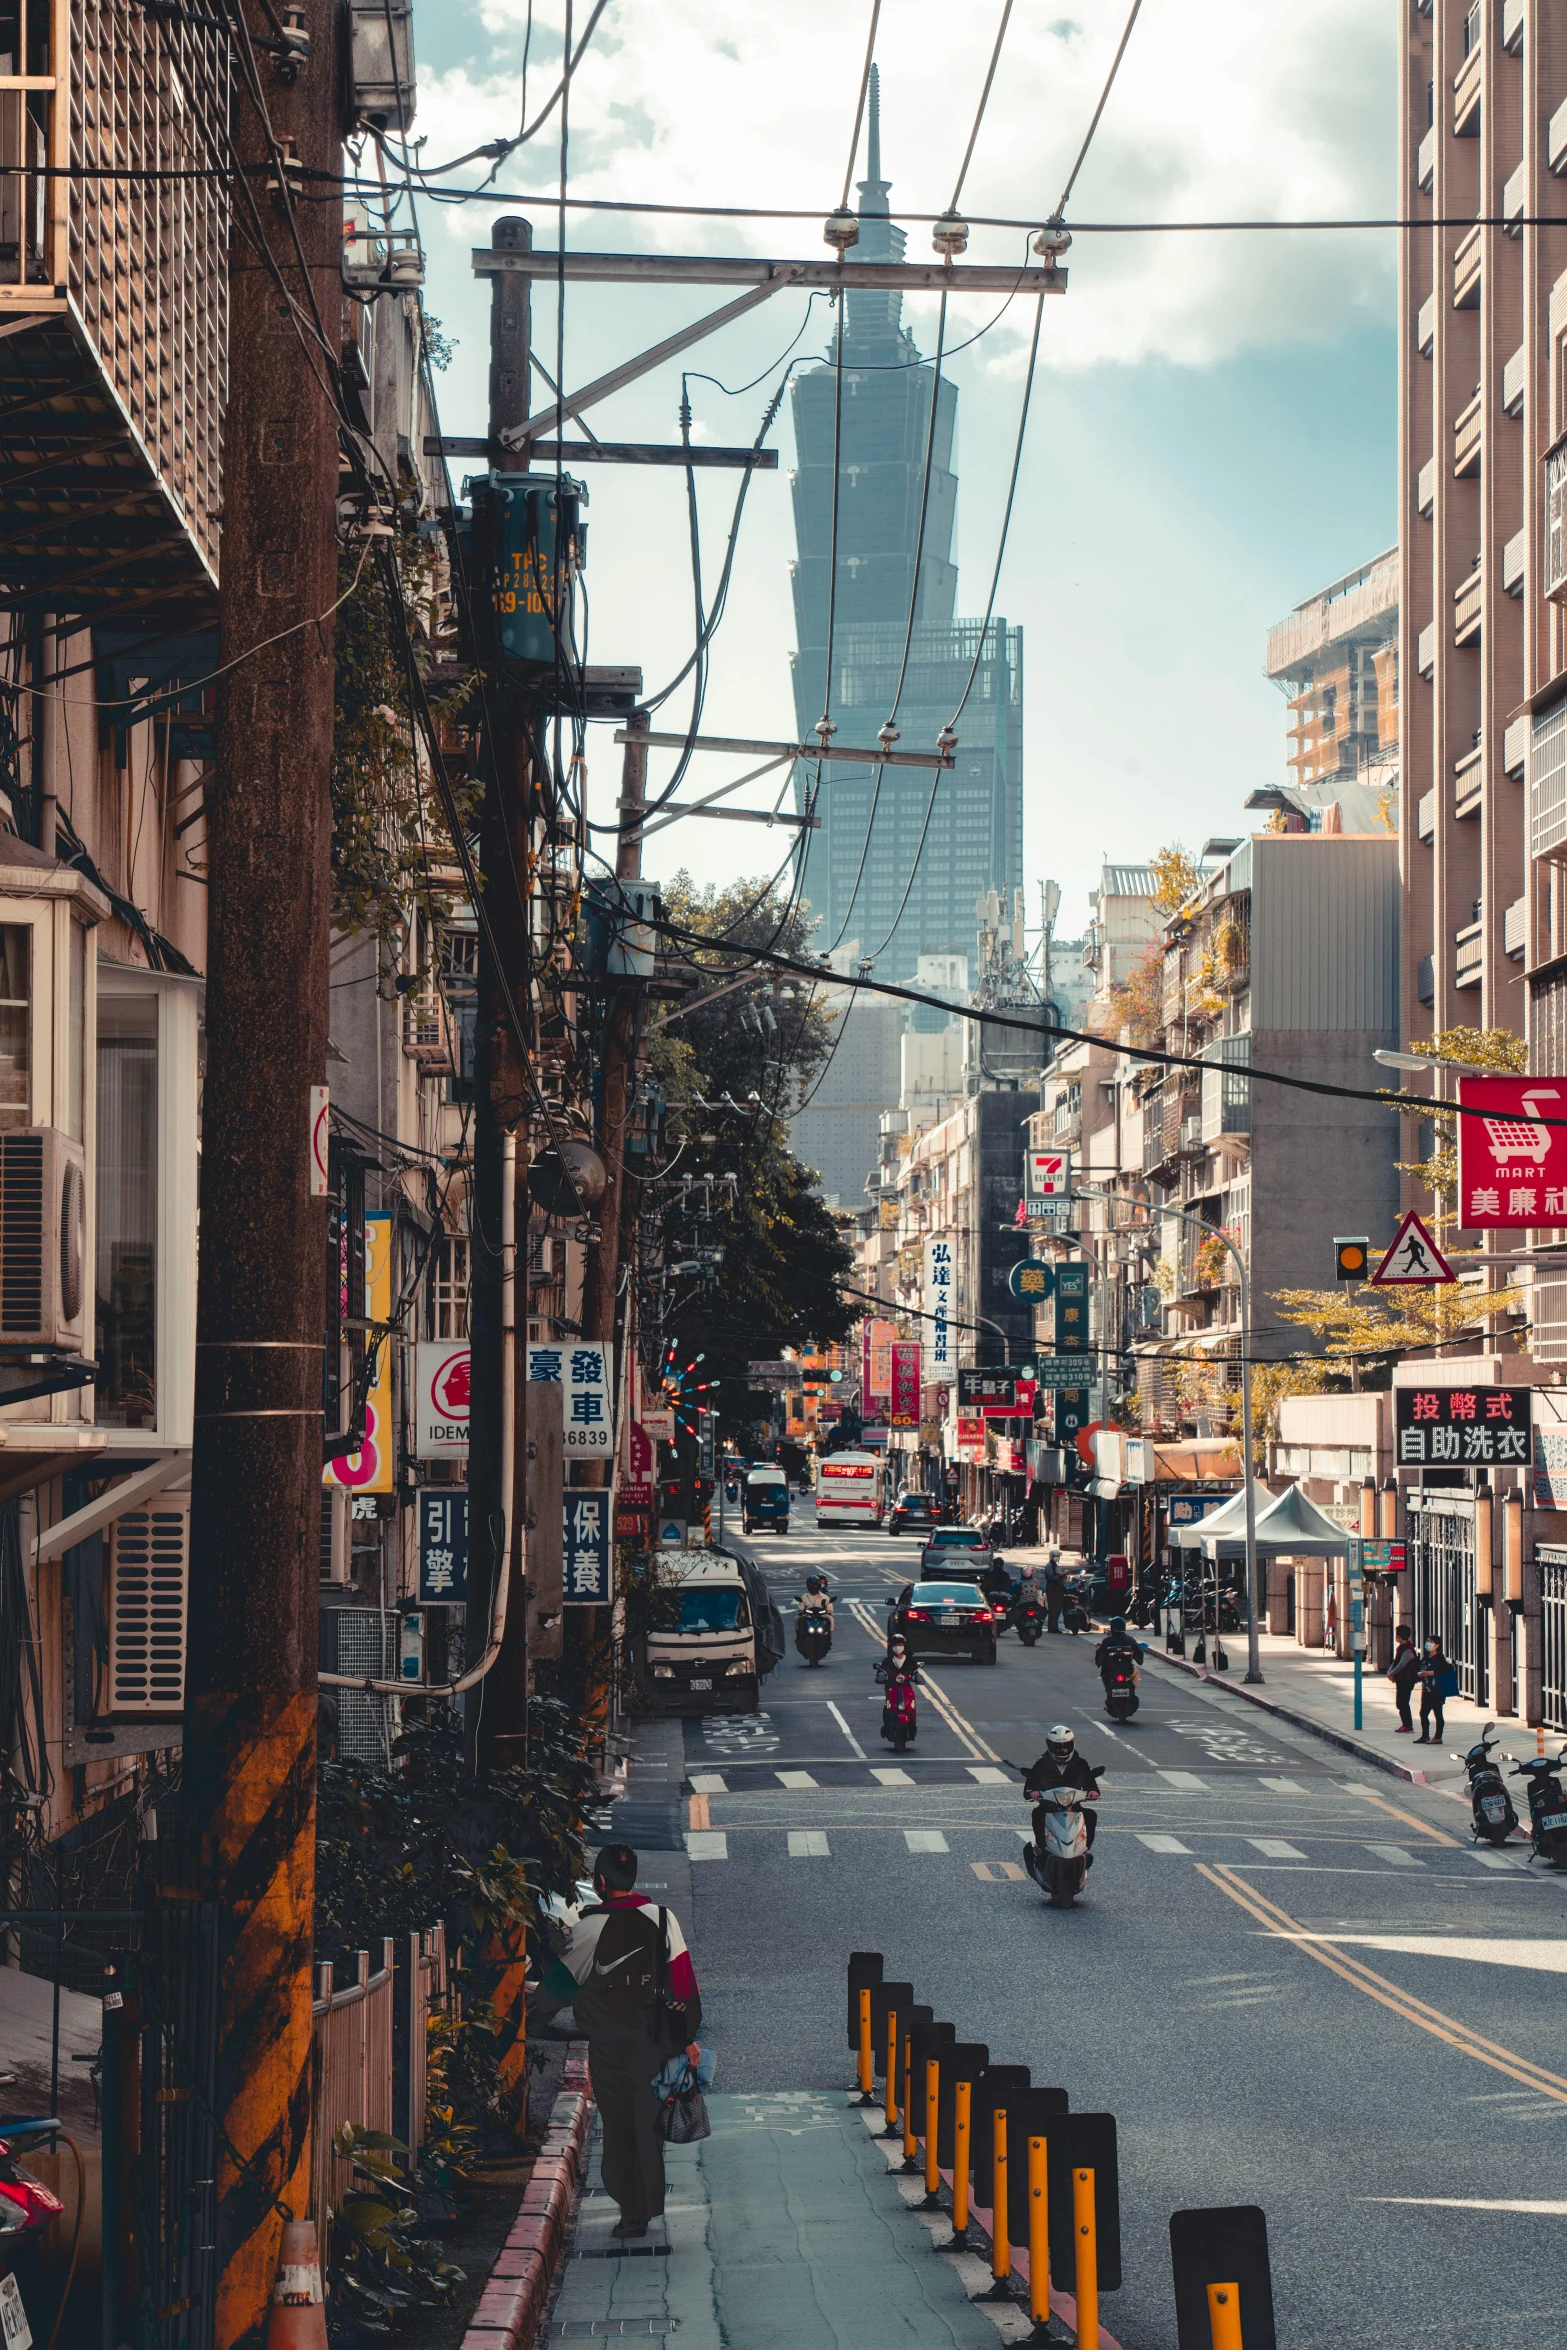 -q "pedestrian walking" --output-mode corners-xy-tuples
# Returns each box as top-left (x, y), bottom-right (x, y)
(1387, 1624), (1420, 1735)
(1044, 1556), (1067, 1635)
(1414, 1636), (1456, 1745)
(531, 1842), (702, 2239)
